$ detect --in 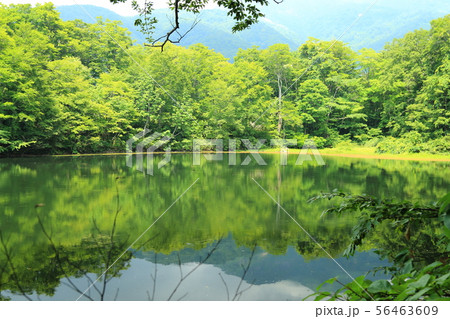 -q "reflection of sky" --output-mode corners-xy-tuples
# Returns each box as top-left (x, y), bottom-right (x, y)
(132, 238), (391, 291)
(10, 259), (314, 301)
(7, 246), (389, 301)
(94, 259), (316, 301)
